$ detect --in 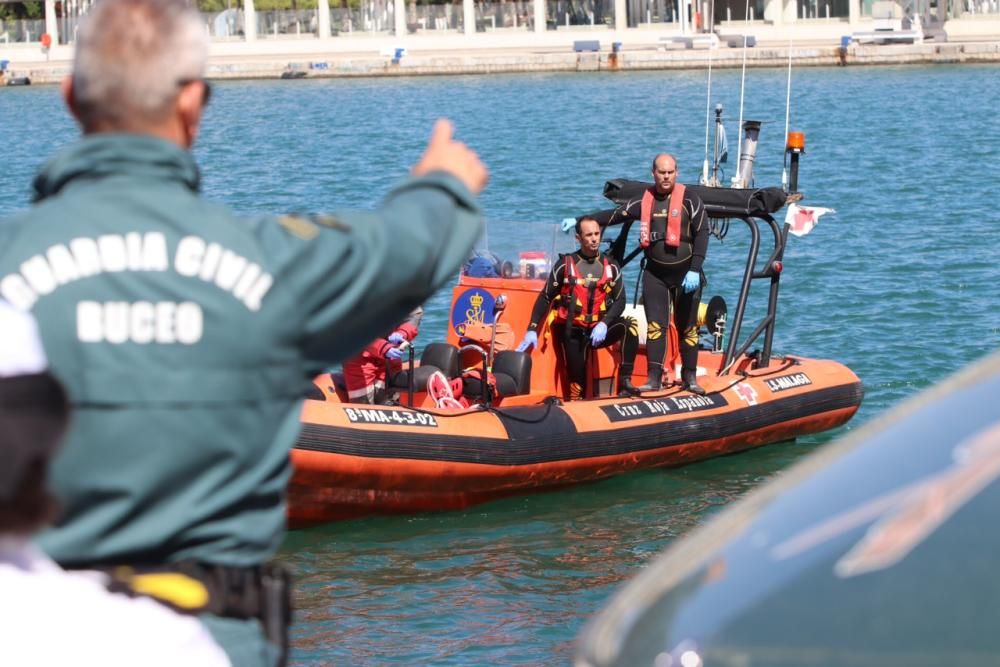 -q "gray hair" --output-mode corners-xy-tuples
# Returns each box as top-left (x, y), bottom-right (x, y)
(72, 0), (208, 129)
